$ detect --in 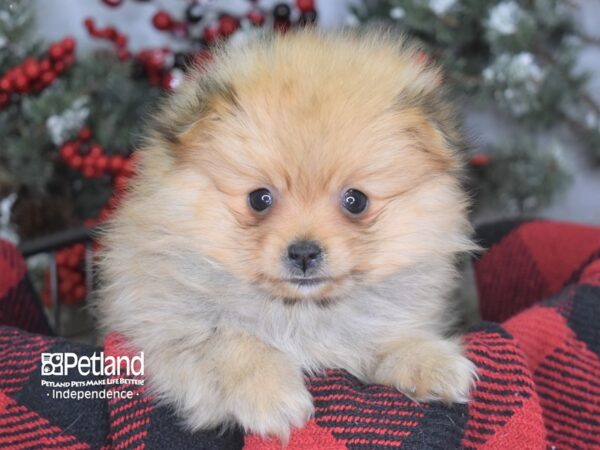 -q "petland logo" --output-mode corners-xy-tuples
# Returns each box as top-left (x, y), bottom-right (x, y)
(41, 352), (144, 377)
